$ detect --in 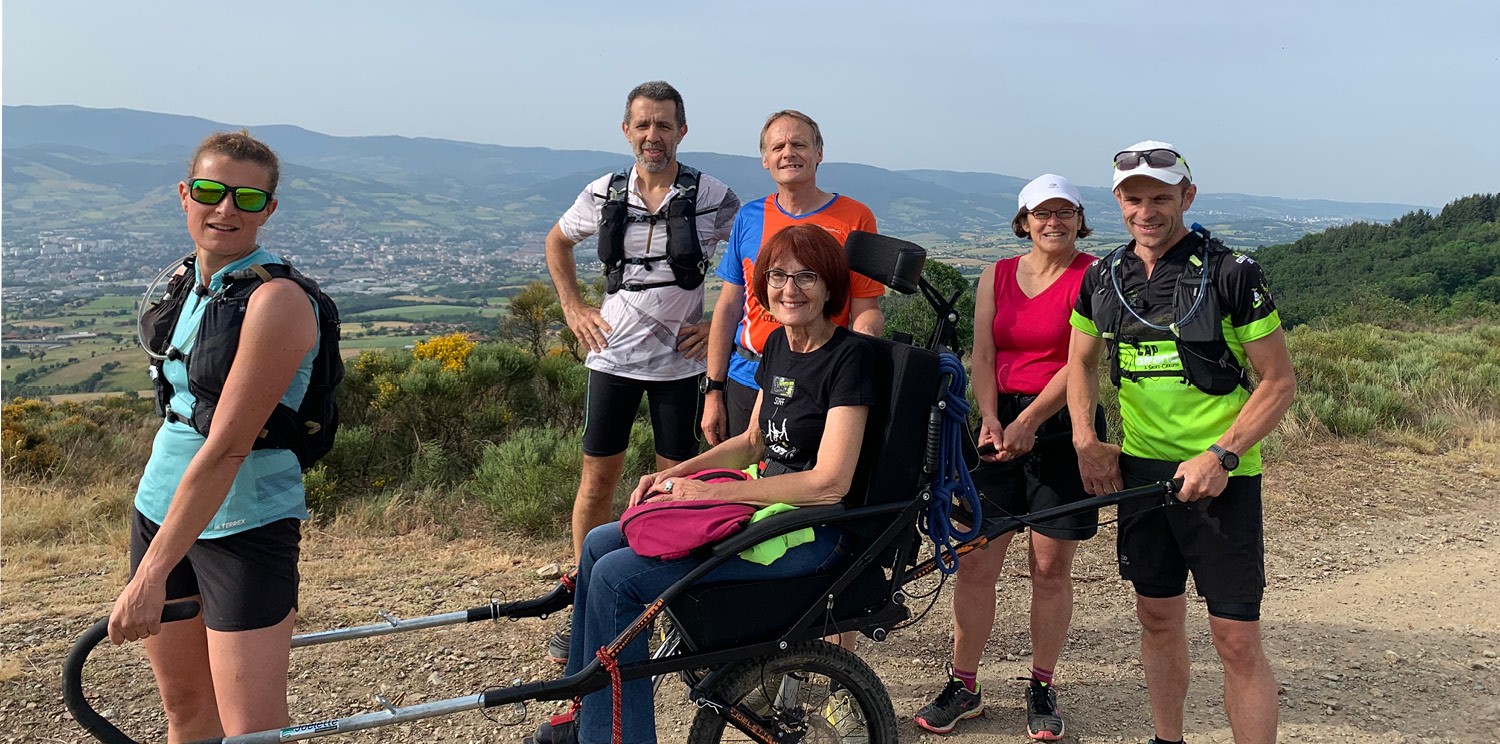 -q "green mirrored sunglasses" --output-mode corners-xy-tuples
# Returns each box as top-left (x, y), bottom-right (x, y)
(188, 178), (273, 213)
